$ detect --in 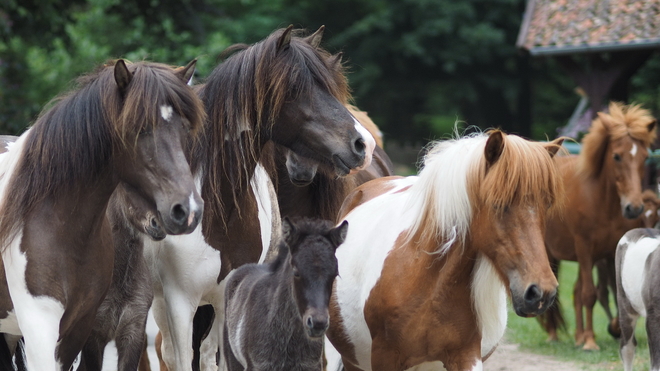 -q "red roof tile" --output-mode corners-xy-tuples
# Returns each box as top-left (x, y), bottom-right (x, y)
(517, 0), (660, 56)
